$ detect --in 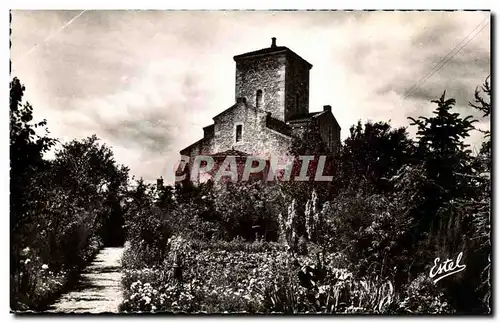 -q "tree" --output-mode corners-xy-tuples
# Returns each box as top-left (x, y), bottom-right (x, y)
(469, 76), (491, 119)
(461, 77), (491, 312)
(10, 79), (130, 309)
(290, 124), (330, 156)
(212, 181), (282, 241)
(469, 76), (491, 172)
(51, 135), (129, 246)
(10, 78), (58, 307)
(405, 93), (477, 257)
(408, 92), (477, 199)
(10, 77), (56, 231)
(281, 125), (332, 210)
(334, 121), (415, 195)
(407, 89), (490, 313)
